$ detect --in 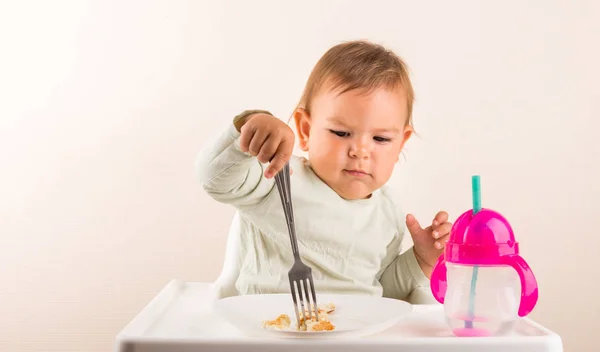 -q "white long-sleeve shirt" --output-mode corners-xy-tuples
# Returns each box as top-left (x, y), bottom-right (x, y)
(195, 118), (430, 302)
